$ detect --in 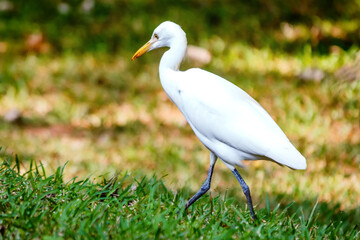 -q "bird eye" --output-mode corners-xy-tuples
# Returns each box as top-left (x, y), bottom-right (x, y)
(154, 33), (159, 39)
